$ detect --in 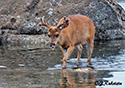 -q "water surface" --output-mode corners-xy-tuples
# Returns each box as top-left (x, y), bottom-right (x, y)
(0, 40), (125, 88)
